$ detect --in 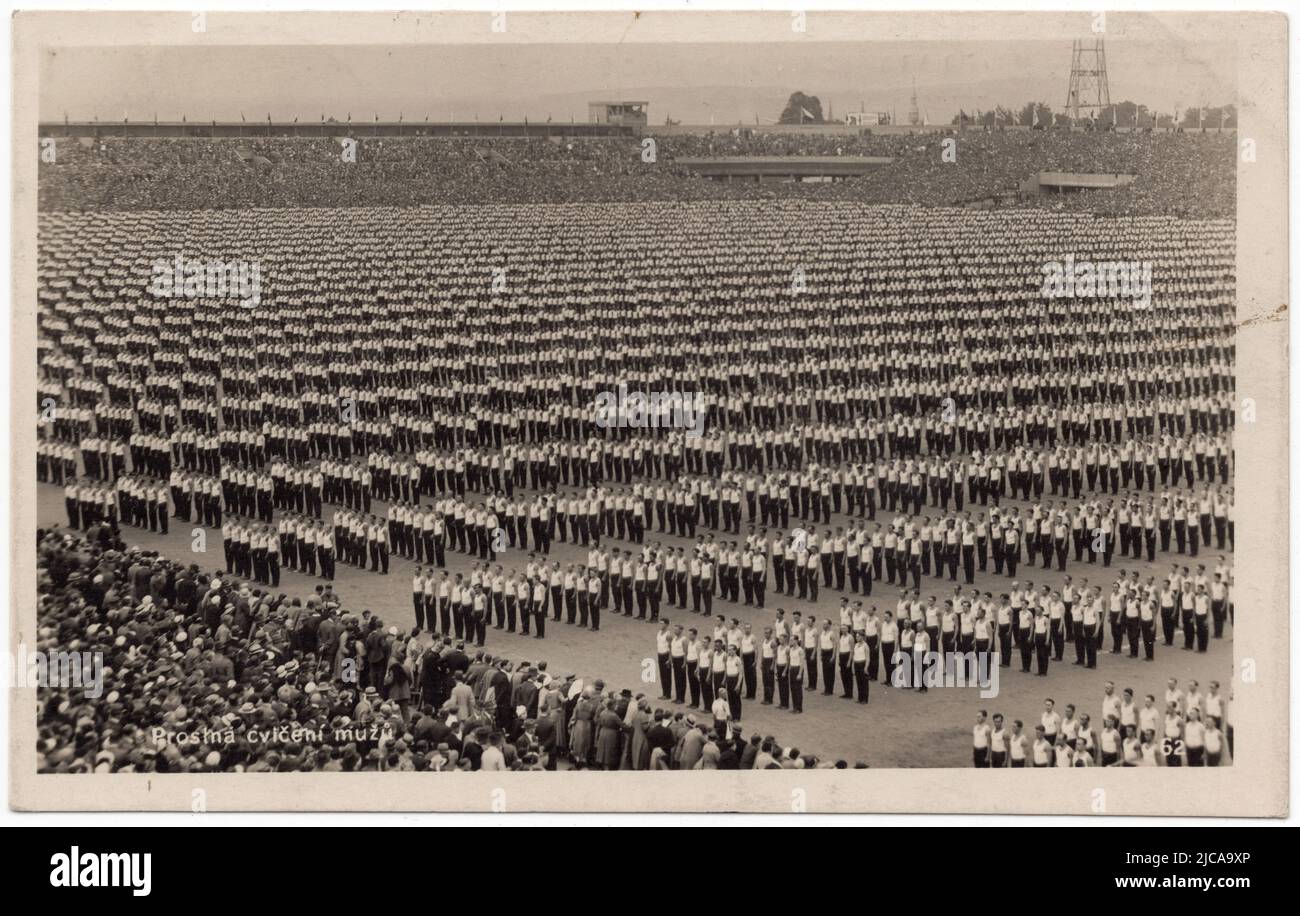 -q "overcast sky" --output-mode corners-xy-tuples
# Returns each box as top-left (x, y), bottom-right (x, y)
(41, 40), (1235, 126)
